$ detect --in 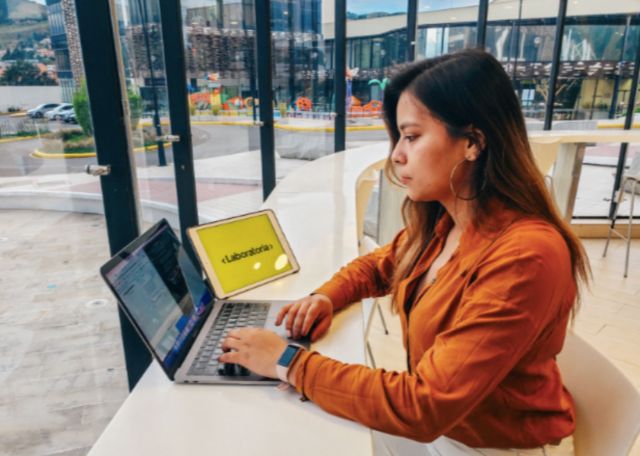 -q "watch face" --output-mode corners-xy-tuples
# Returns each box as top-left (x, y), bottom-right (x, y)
(278, 344), (301, 367)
